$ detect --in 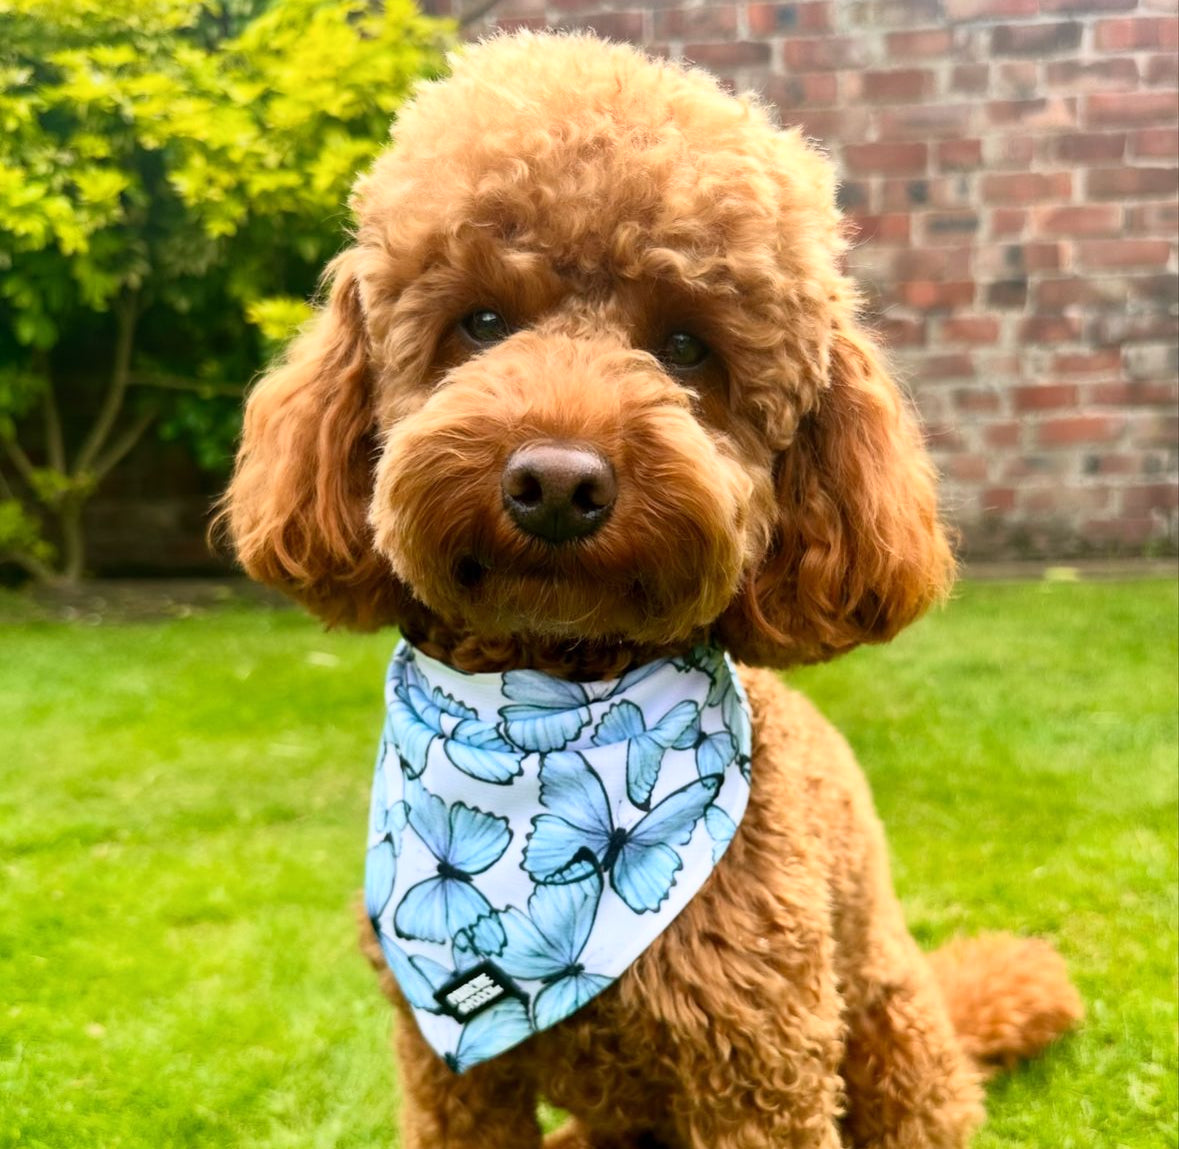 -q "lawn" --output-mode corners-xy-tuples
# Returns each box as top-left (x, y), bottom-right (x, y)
(1, 578), (1175, 1148)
